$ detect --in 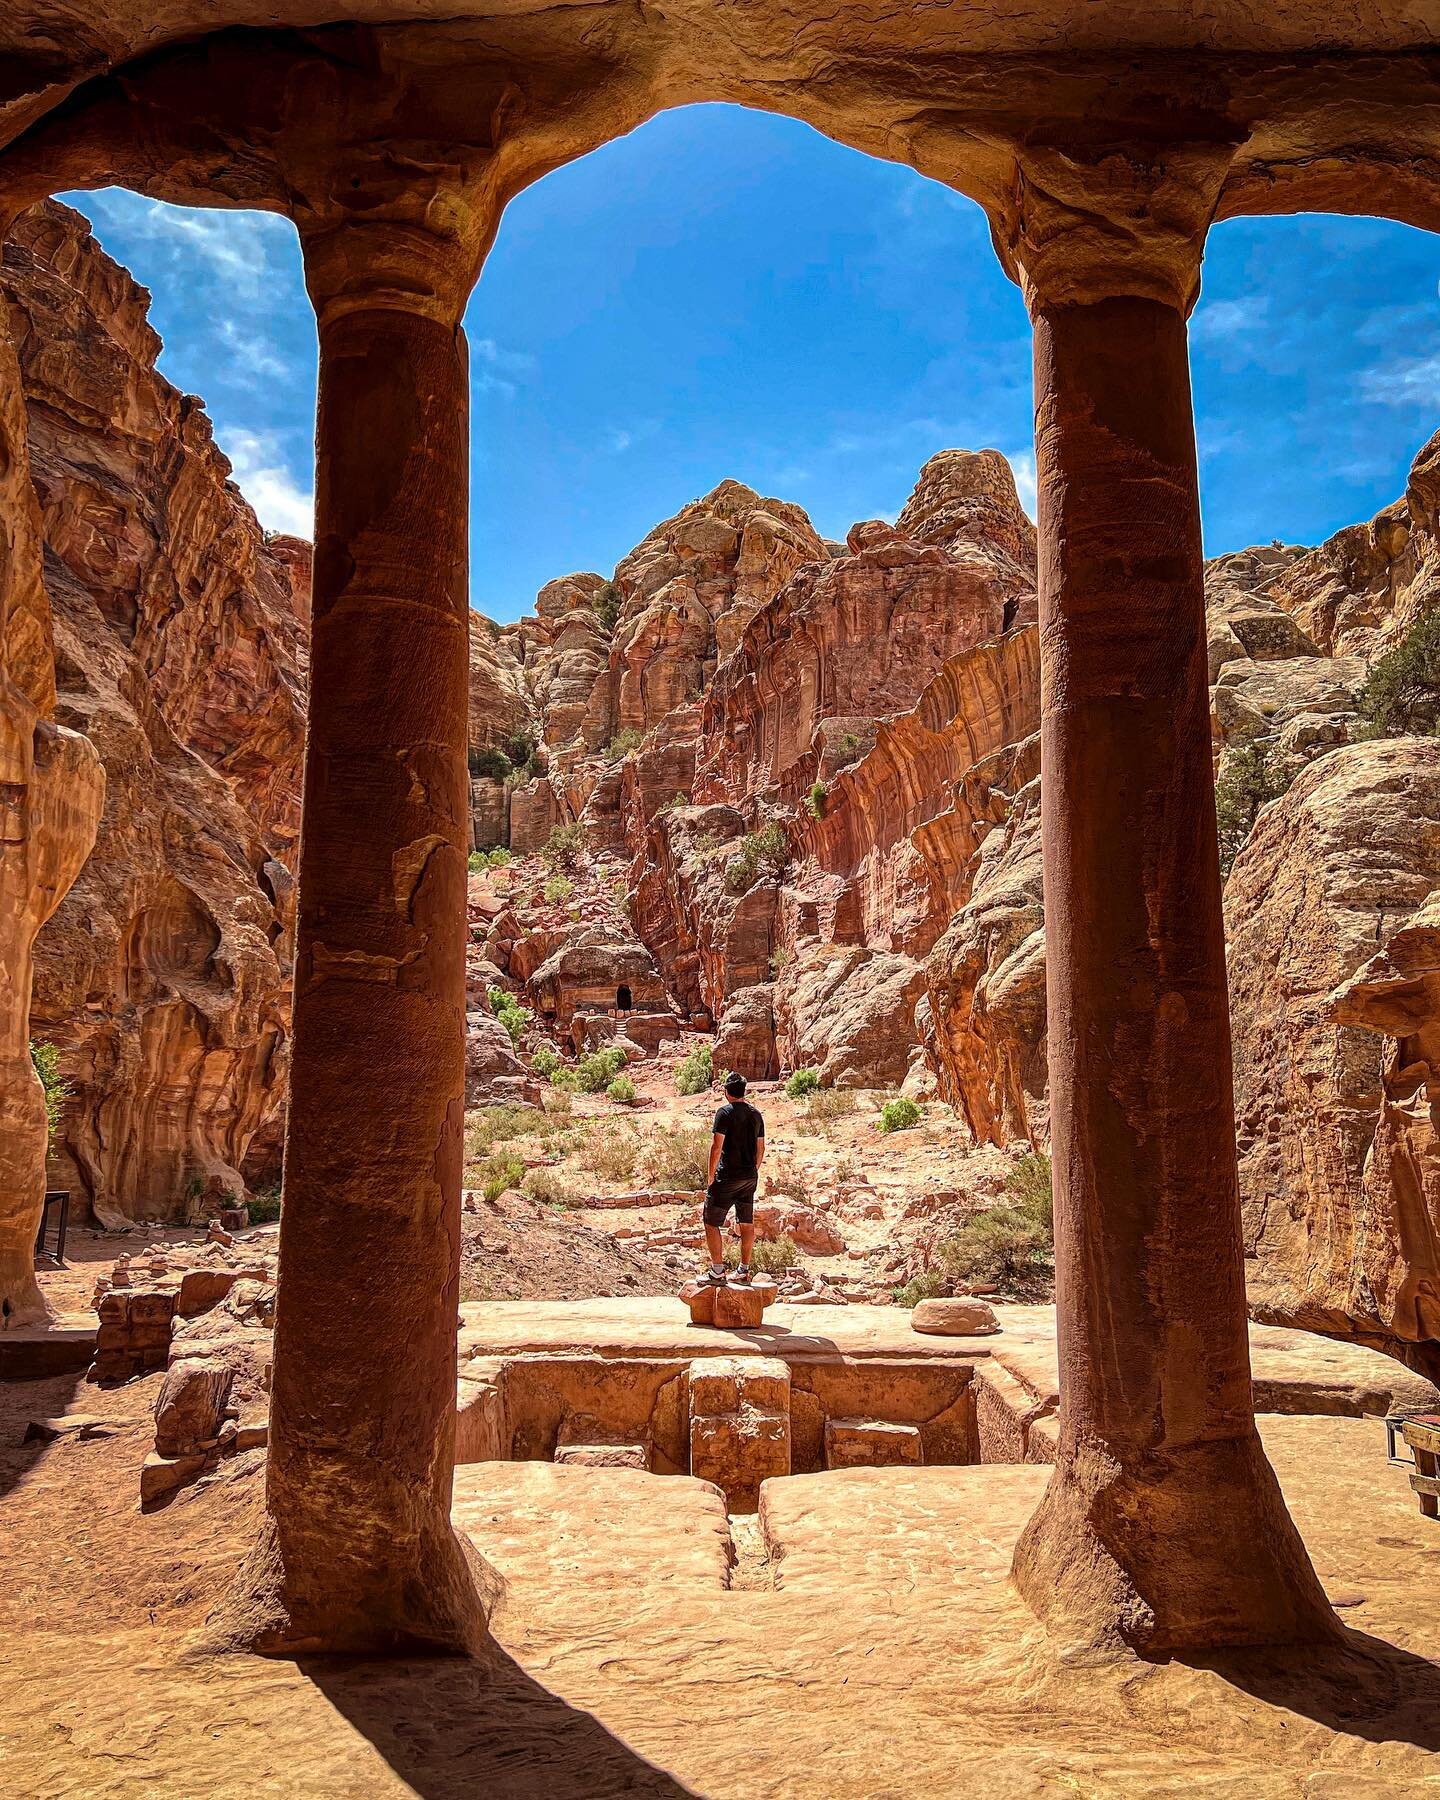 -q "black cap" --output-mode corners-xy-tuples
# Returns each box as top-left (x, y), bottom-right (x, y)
(724, 1071), (746, 1097)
